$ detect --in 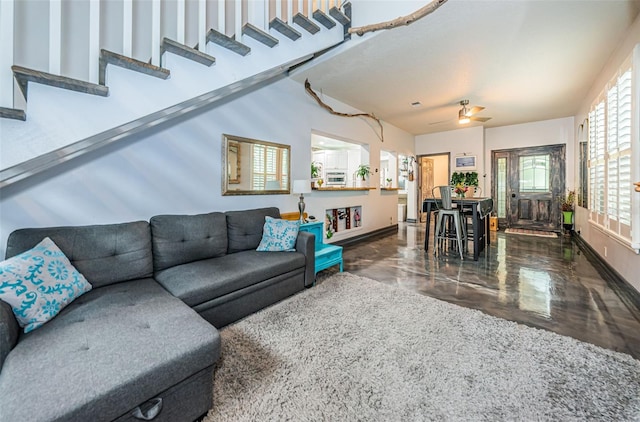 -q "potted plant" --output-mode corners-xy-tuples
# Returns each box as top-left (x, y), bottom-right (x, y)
(311, 162), (321, 178)
(453, 183), (468, 197)
(450, 172), (468, 197)
(386, 178), (392, 187)
(560, 190), (576, 231)
(450, 172), (466, 187)
(465, 171), (479, 197)
(356, 164), (371, 183)
(465, 171), (479, 187)
(311, 161), (321, 188)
